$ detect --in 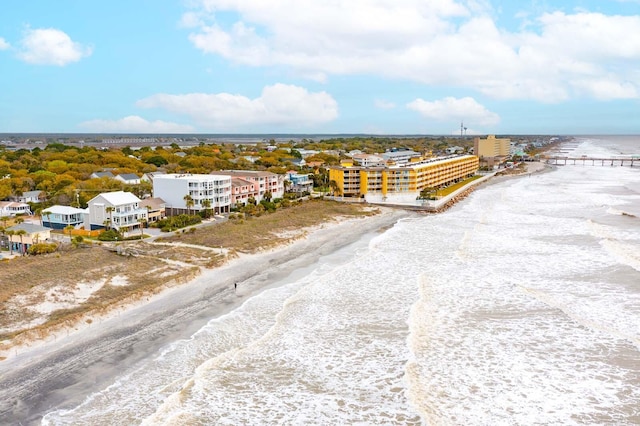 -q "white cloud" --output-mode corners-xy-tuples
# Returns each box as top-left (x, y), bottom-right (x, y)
(0, 37), (10, 50)
(183, 1), (640, 101)
(374, 99), (396, 109)
(18, 28), (92, 66)
(79, 116), (195, 133)
(407, 96), (500, 126)
(137, 83), (338, 129)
